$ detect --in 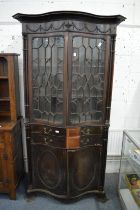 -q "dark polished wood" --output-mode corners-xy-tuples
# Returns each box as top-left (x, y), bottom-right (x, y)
(13, 11), (126, 200)
(68, 146), (102, 197)
(13, 10), (126, 23)
(28, 144), (67, 196)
